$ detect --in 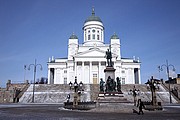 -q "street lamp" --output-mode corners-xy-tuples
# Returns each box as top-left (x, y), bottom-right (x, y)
(28, 59), (42, 103)
(68, 76), (84, 108)
(145, 76), (160, 106)
(24, 65), (27, 83)
(129, 86), (140, 106)
(159, 60), (175, 103)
